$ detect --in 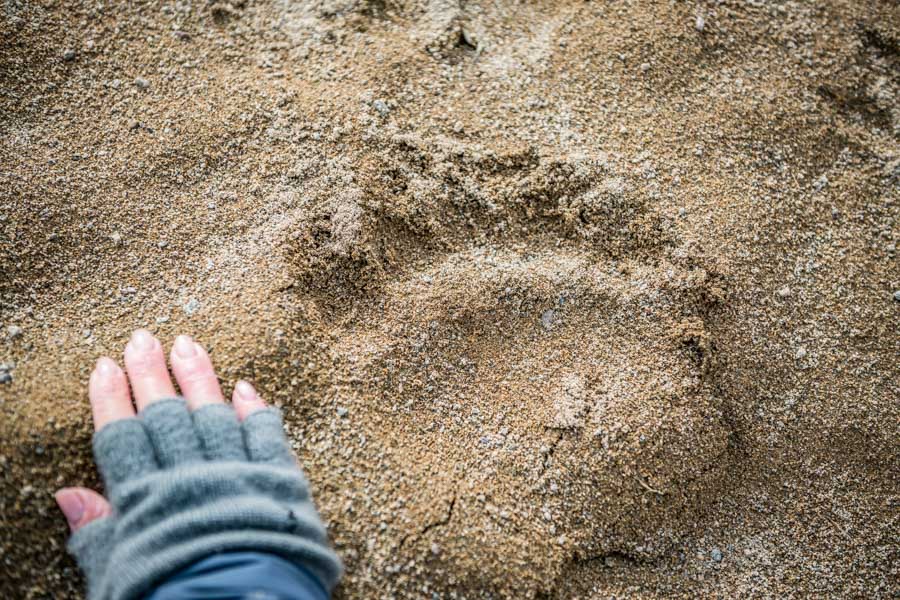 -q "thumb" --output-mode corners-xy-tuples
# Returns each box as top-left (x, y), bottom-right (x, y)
(55, 487), (113, 532)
